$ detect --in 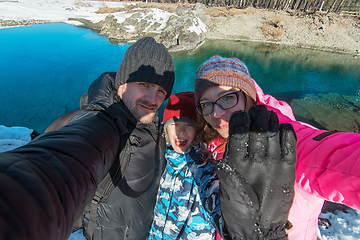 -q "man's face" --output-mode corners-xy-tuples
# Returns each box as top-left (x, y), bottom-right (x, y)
(118, 82), (167, 124)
